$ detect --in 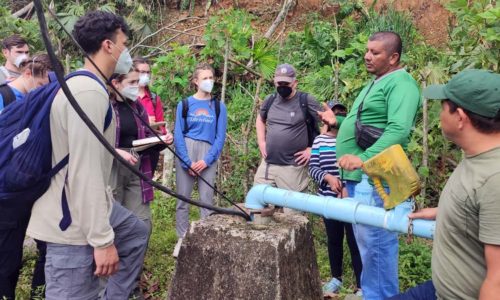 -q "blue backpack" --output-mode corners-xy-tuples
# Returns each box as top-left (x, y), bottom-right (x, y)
(0, 70), (112, 229)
